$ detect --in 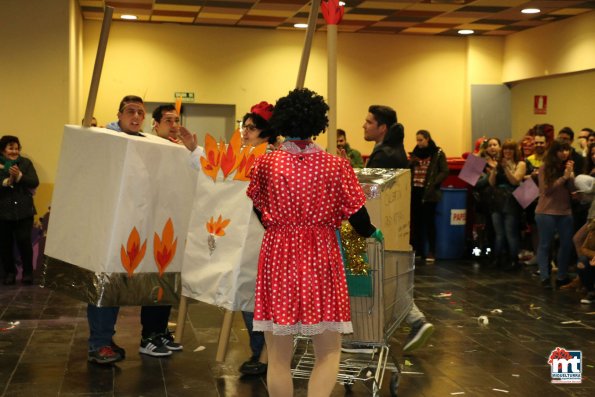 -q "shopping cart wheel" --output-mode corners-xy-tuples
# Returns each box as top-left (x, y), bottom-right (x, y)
(343, 383), (352, 392)
(389, 371), (400, 396)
